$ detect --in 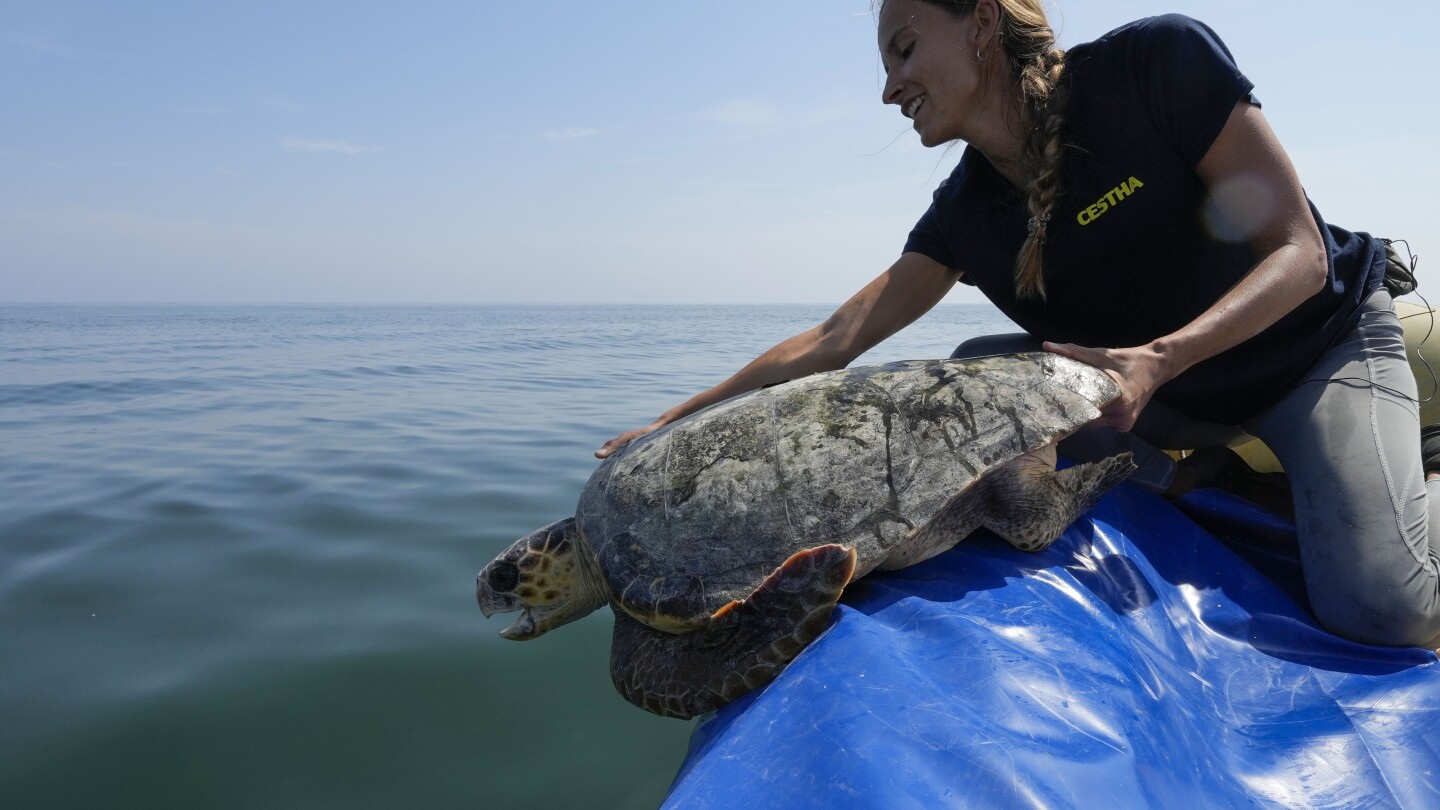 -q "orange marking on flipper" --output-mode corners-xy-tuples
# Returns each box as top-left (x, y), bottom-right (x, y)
(711, 599), (744, 619)
(776, 544), (858, 580)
